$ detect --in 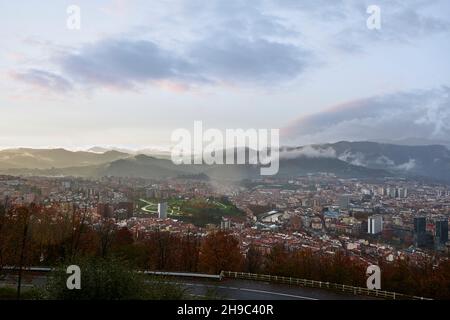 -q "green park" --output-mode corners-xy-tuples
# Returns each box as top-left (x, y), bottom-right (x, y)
(138, 197), (244, 226)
